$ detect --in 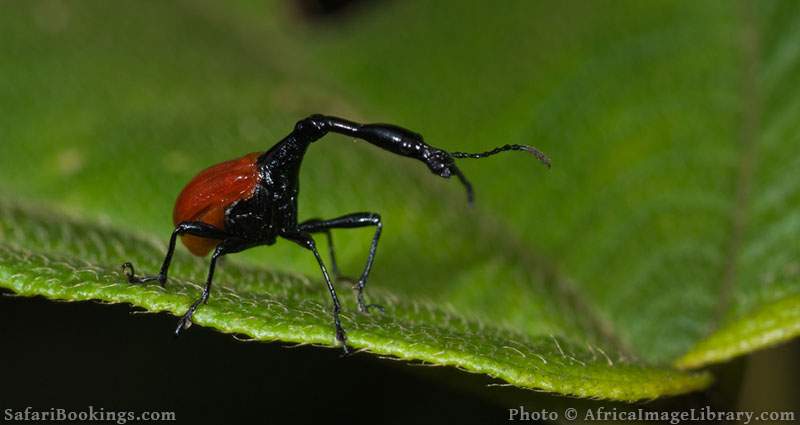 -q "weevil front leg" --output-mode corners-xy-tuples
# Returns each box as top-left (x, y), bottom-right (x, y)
(122, 221), (228, 286)
(298, 213), (383, 314)
(300, 218), (344, 279)
(281, 231), (350, 354)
